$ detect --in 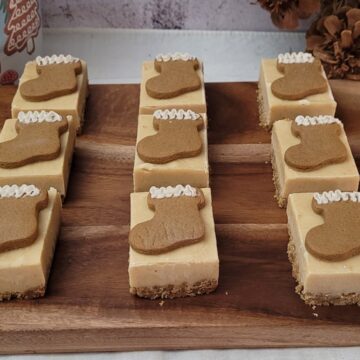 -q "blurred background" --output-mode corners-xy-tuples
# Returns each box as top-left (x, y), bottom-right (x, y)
(1, 1), (359, 86)
(41, 0), (313, 31)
